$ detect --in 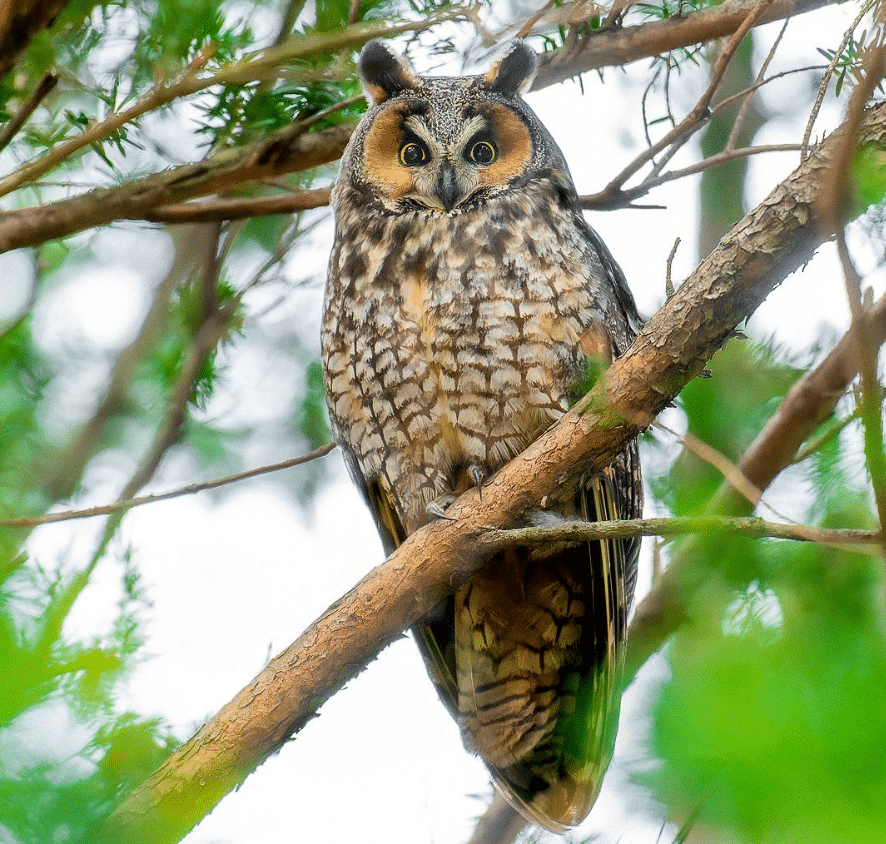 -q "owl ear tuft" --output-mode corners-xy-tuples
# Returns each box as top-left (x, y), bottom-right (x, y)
(359, 40), (419, 104)
(484, 40), (538, 96)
